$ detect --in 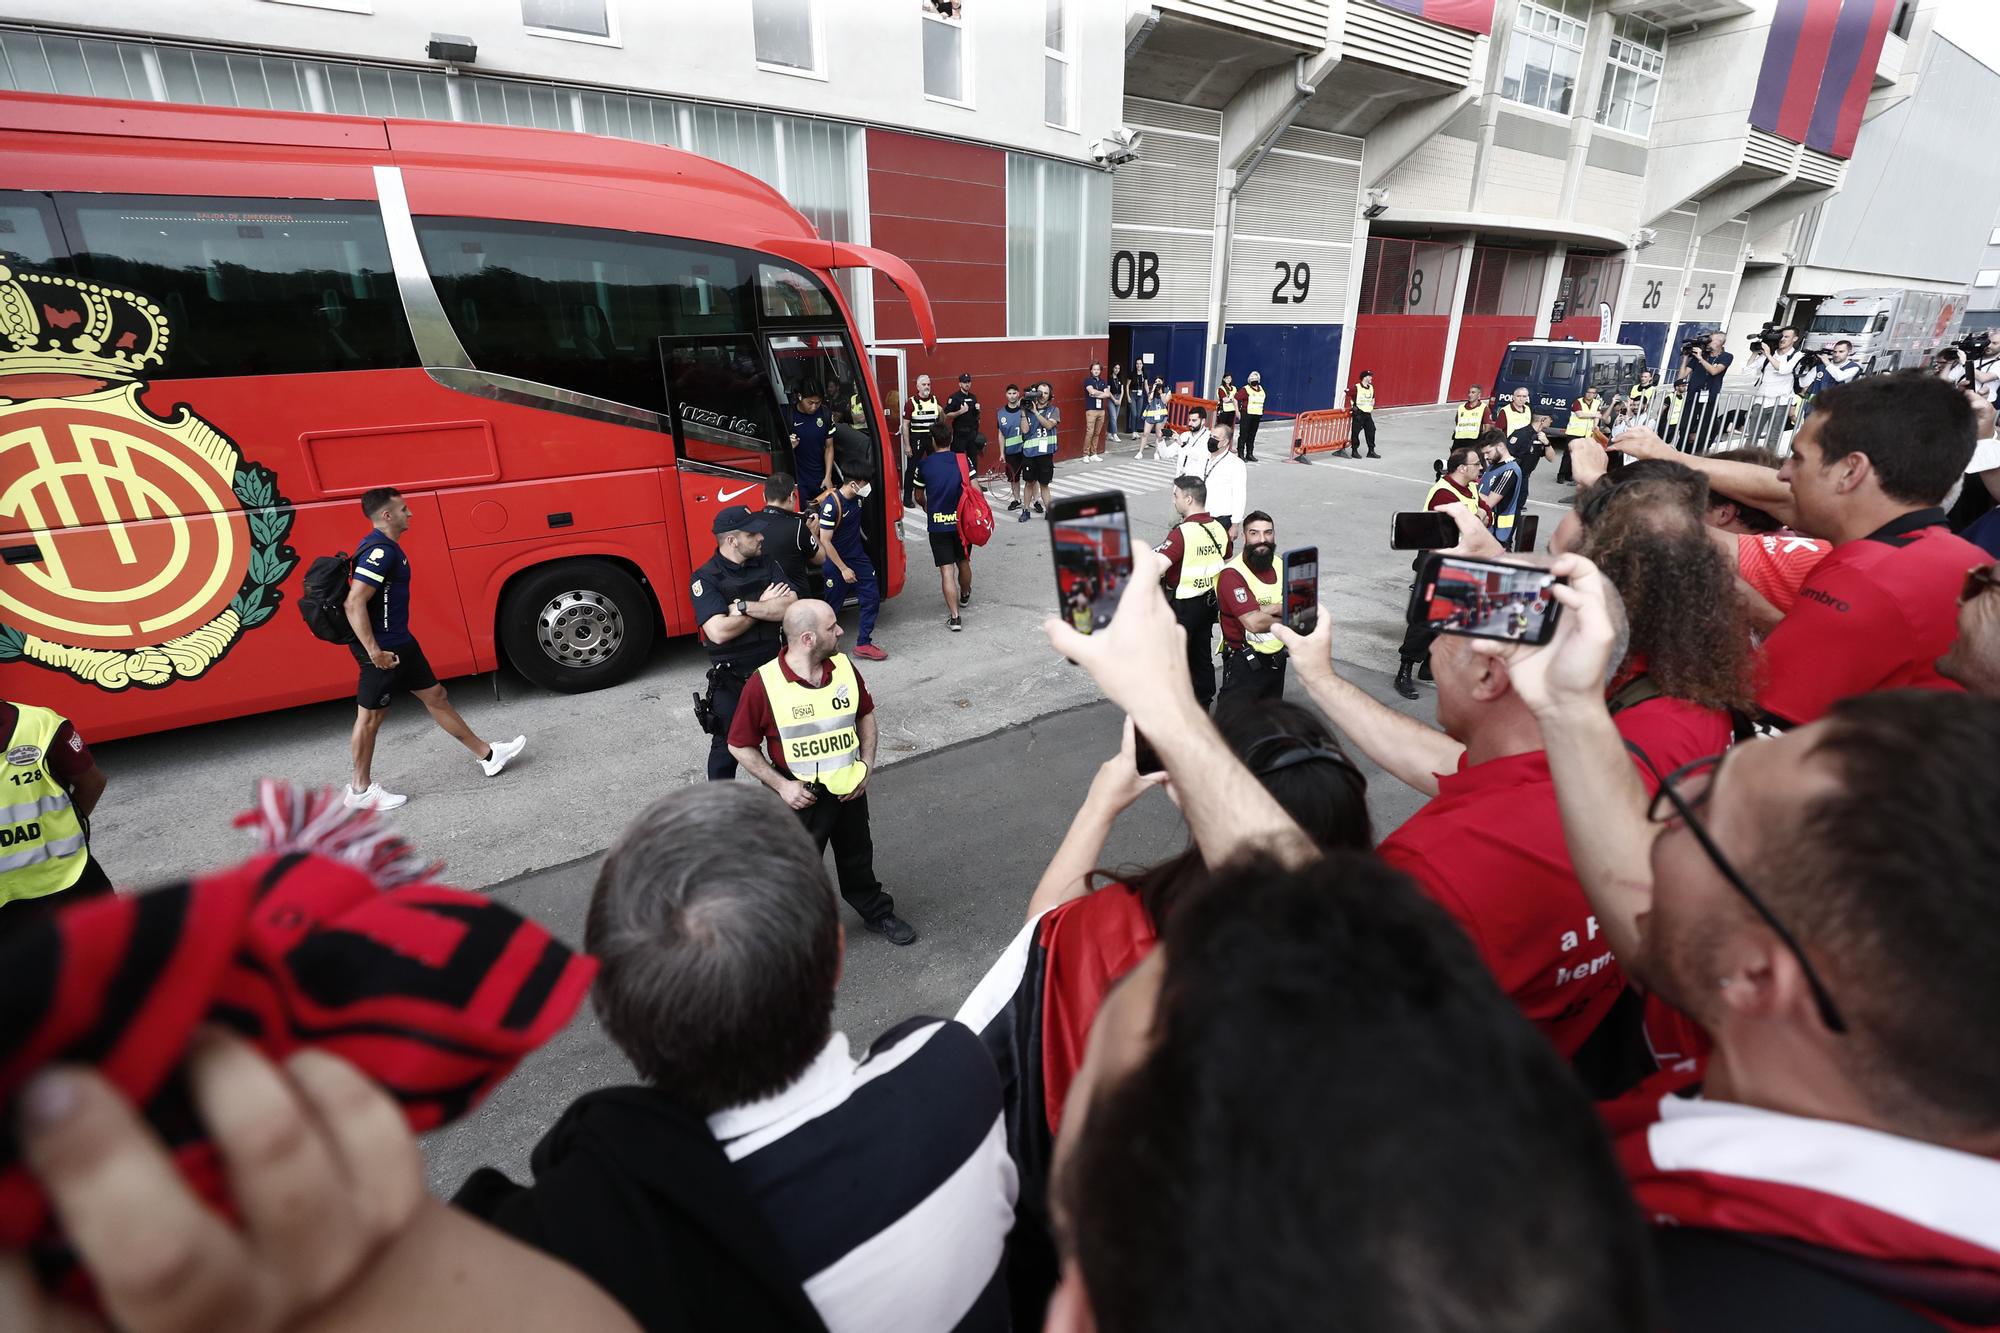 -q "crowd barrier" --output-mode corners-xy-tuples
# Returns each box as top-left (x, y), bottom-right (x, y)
(1290, 409), (1353, 456)
(1166, 393), (1217, 431)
